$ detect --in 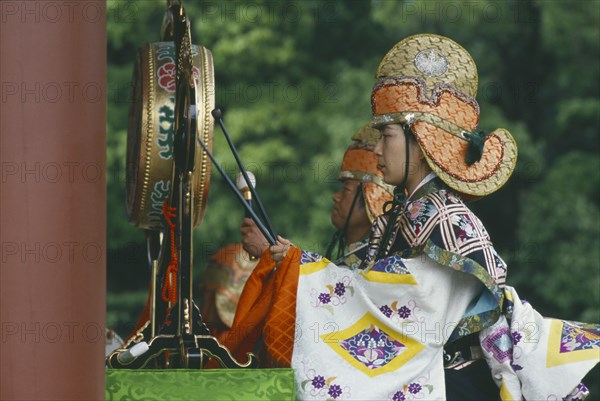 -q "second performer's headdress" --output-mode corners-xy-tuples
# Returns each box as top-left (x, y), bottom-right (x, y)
(339, 124), (394, 222)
